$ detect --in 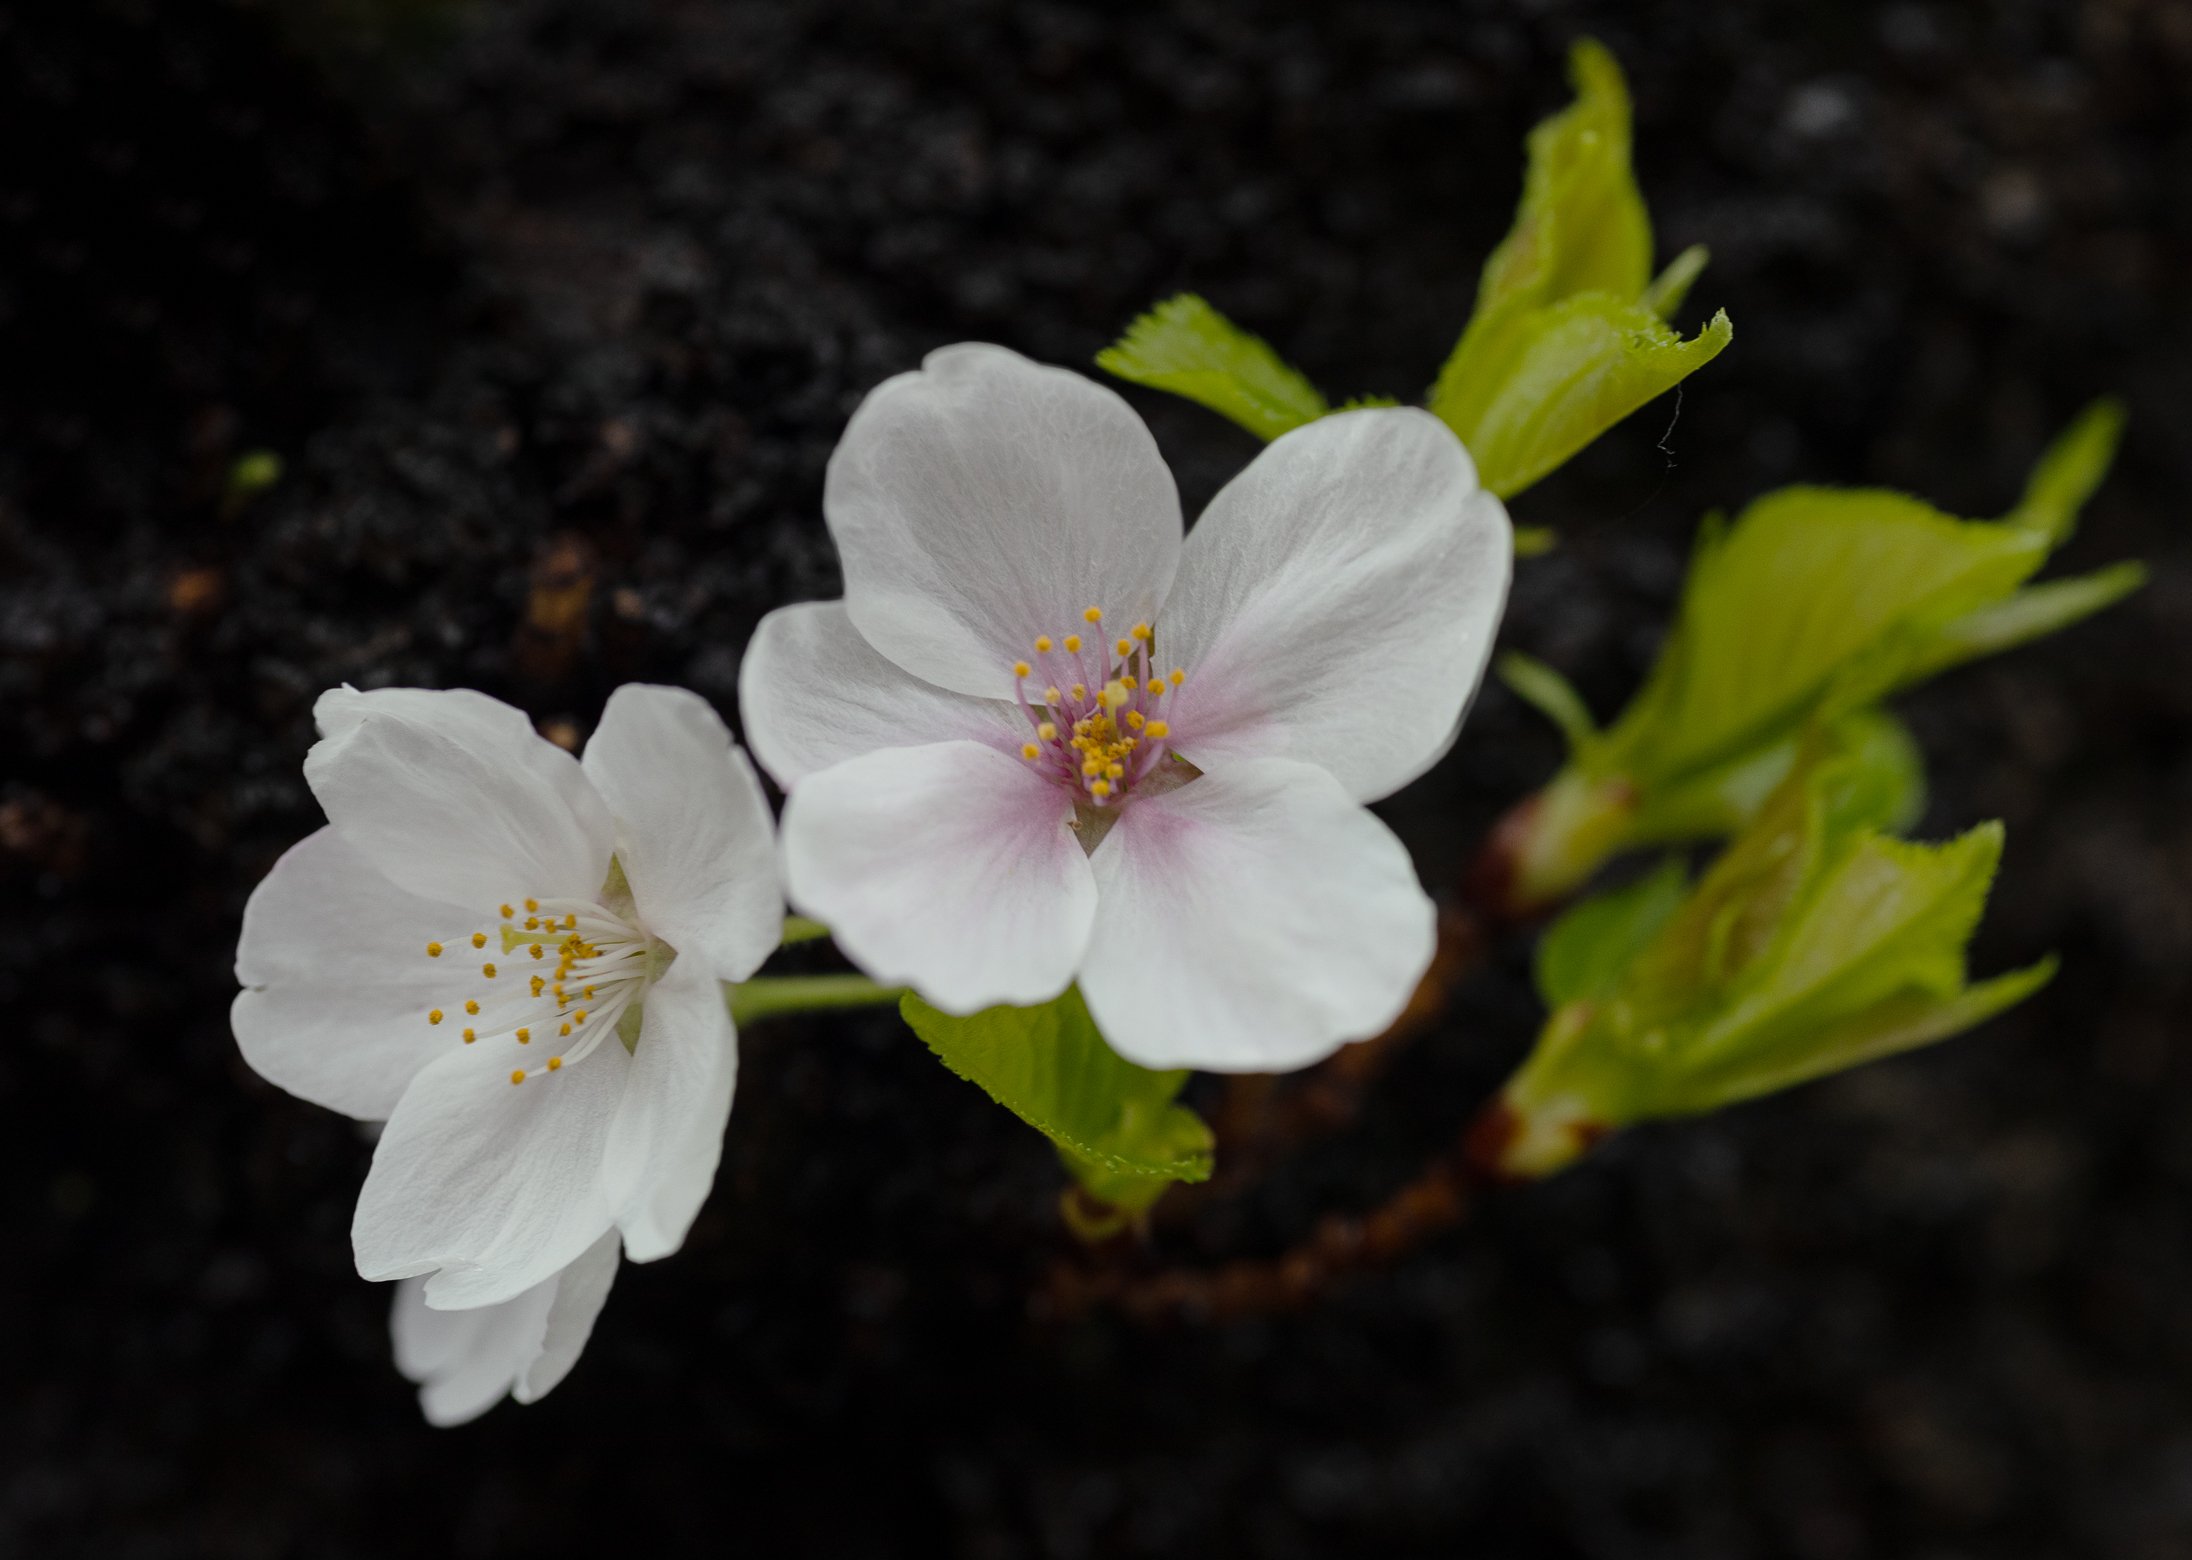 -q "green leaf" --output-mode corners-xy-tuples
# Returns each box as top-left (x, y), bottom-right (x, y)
(1902, 561), (2148, 686)
(1487, 754), (2049, 1177)
(1535, 858), (1689, 1009)
(1612, 487), (2049, 784)
(1474, 37), (1653, 317)
(1096, 294), (1328, 442)
(2005, 397), (2125, 543)
(1623, 707), (1925, 853)
(1434, 297), (1733, 498)
(901, 987), (1214, 1186)
(1513, 525), (1560, 557)
(1498, 650), (1599, 753)
(1639, 244), (1709, 320)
